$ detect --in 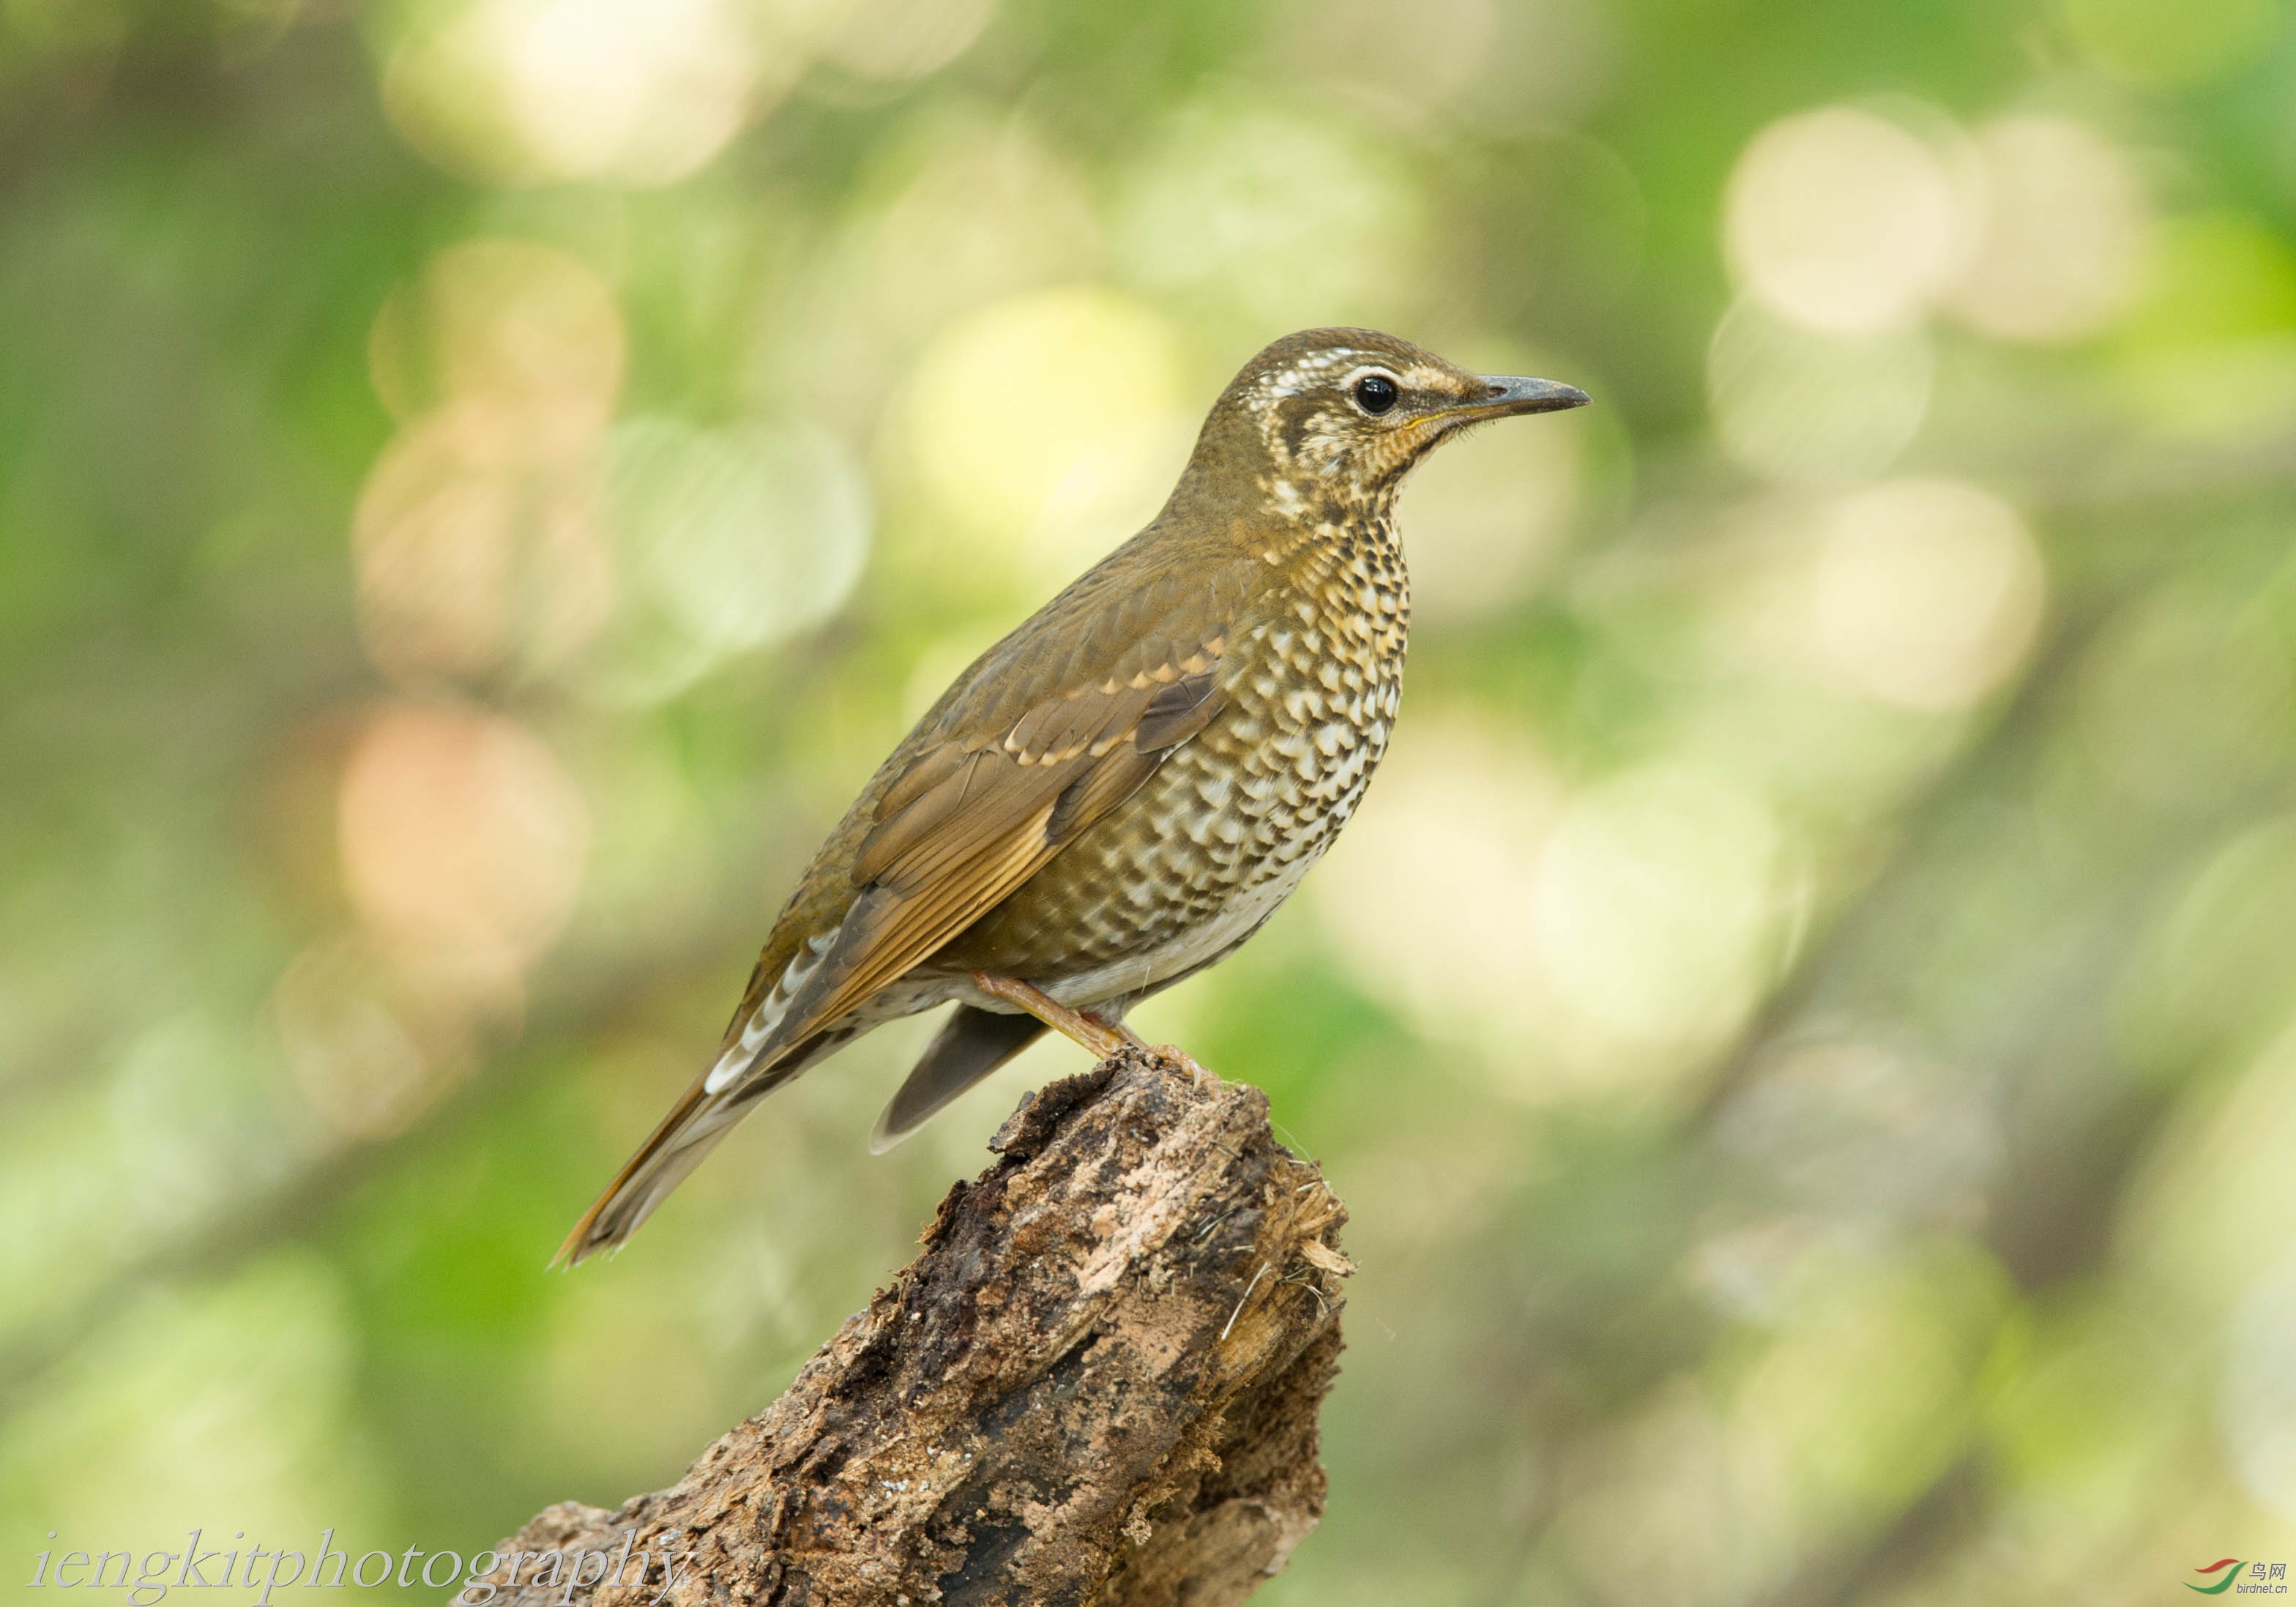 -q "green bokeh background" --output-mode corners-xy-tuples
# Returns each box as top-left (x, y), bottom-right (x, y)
(7, 0), (2296, 1602)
